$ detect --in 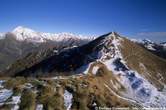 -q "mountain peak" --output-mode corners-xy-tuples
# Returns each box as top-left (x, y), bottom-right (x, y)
(111, 31), (121, 37)
(104, 32), (121, 40)
(12, 26), (35, 34)
(13, 26), (25, 31)
(11, 26), (43, 42)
